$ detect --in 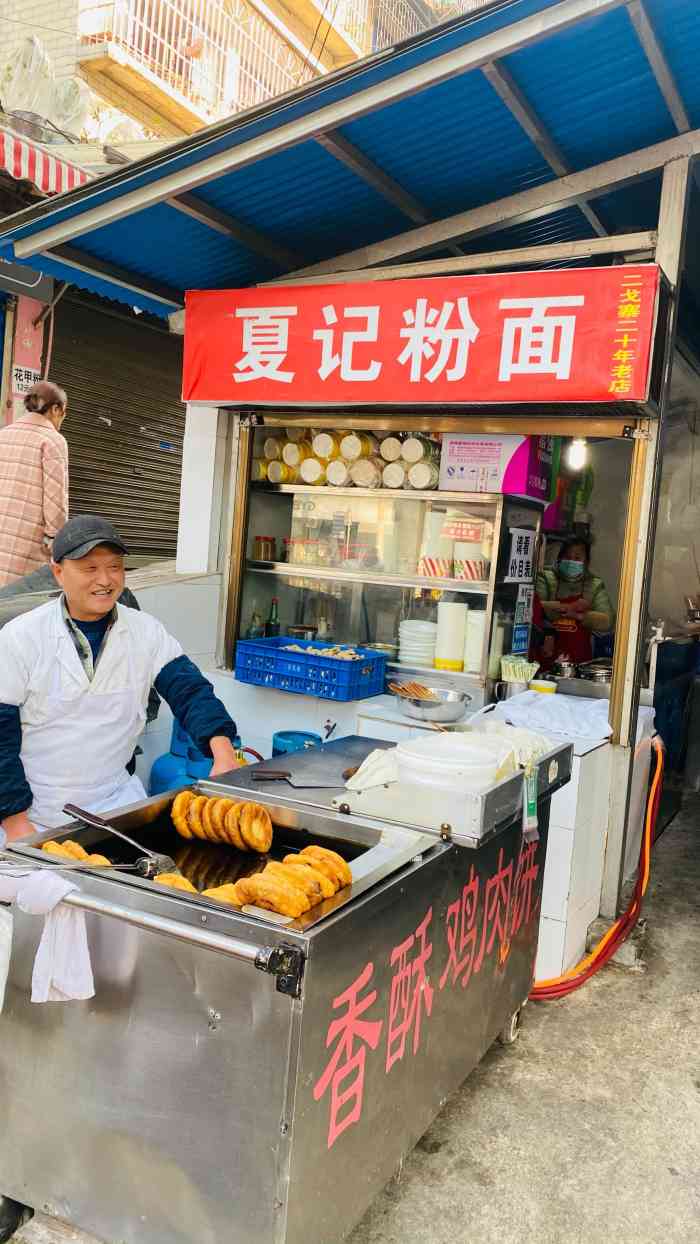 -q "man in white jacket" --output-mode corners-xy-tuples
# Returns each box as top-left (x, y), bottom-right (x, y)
(0, 514), (241, 842)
